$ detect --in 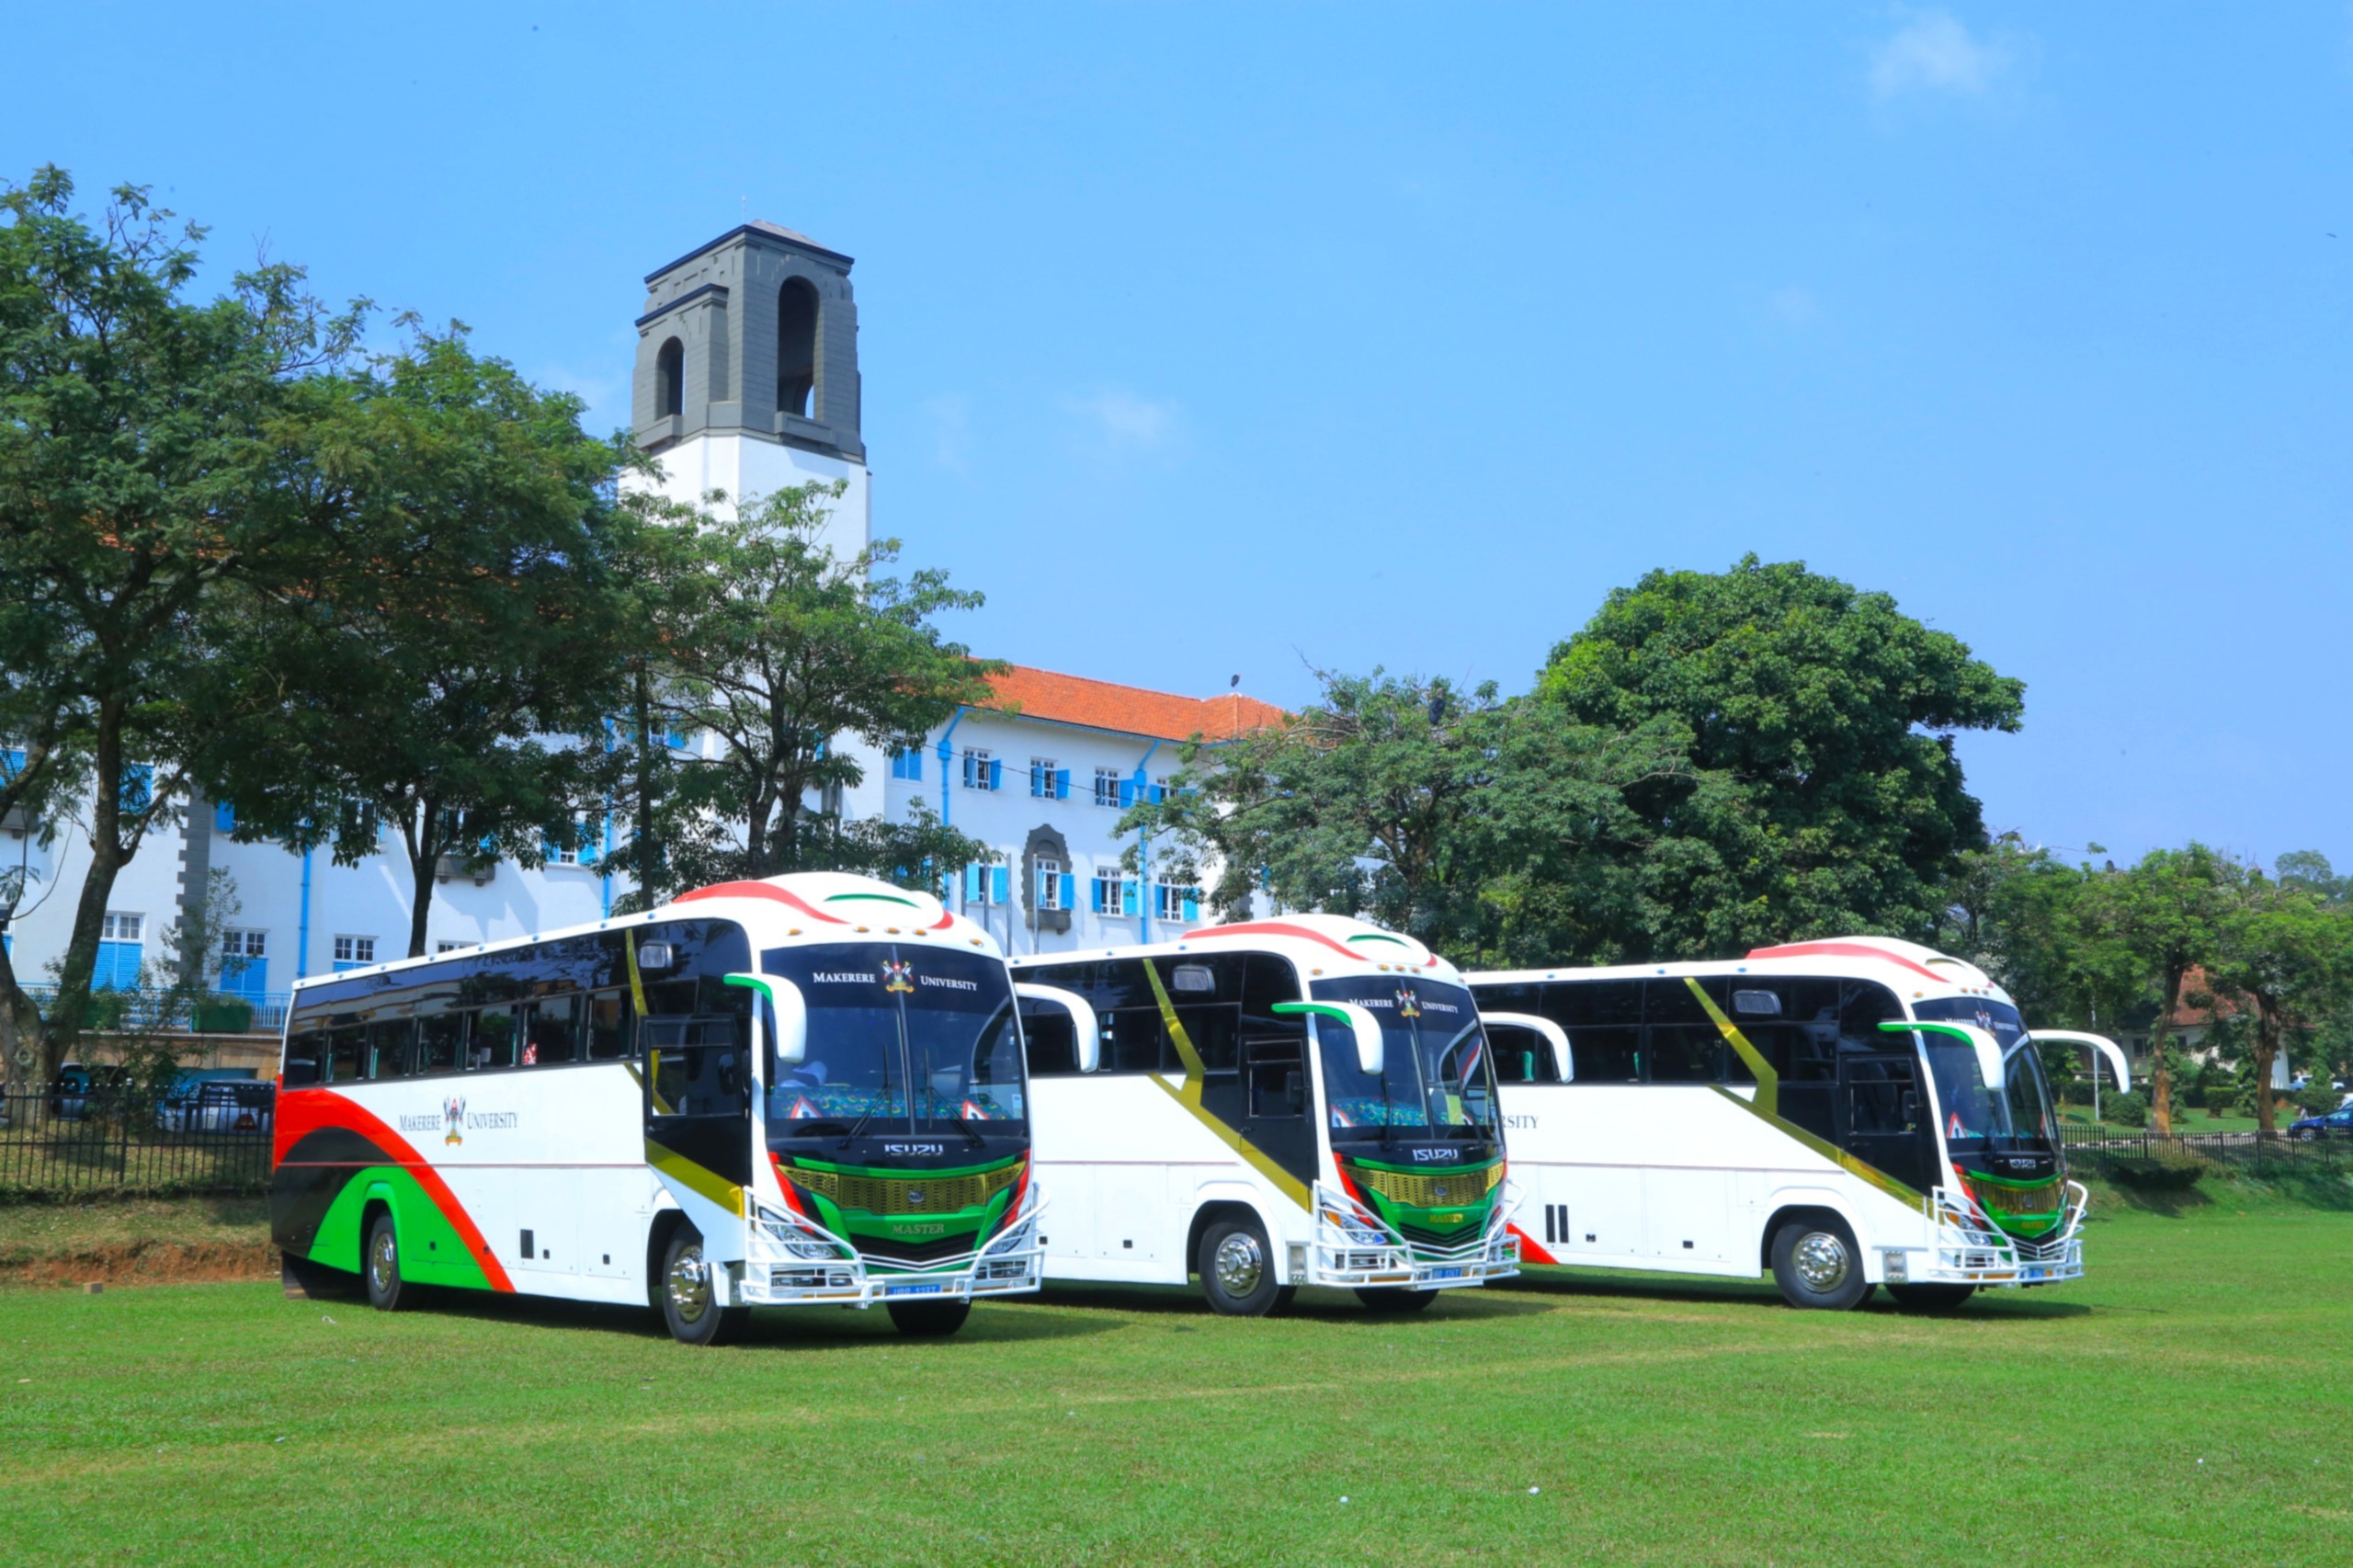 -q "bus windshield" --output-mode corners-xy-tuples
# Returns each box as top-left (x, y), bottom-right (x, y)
(1311, 976), (1498, 1142)
(1912, 996), (2058, 1155)
(760, 943), (1026, 1142)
